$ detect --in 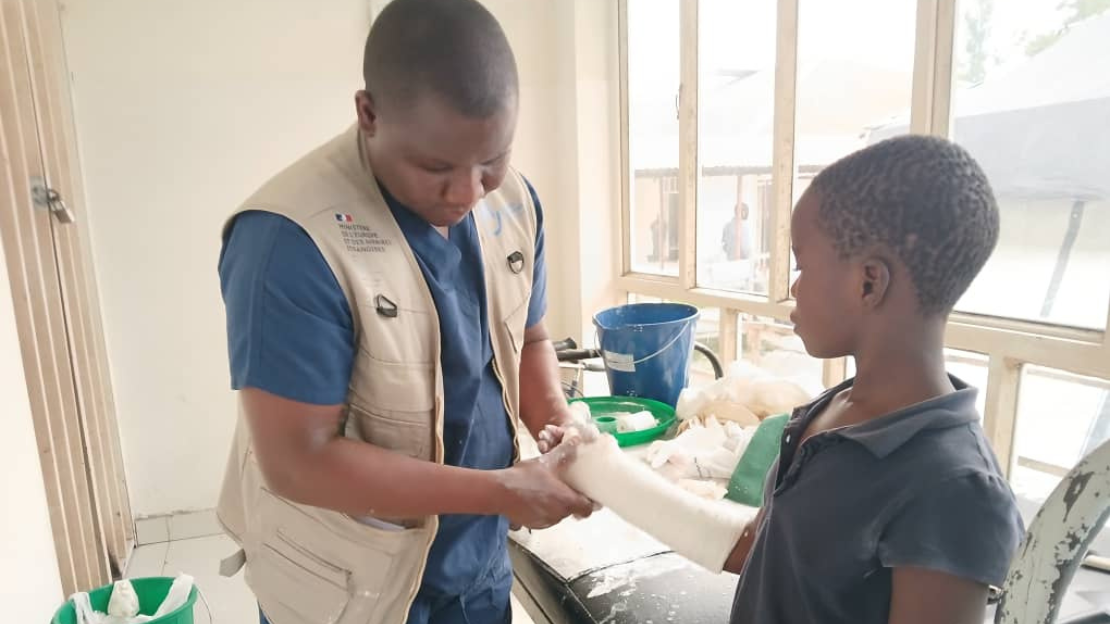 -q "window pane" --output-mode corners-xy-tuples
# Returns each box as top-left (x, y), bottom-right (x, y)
(627, 0), (681, 276)
(738, 314), (825, 396)
(1016, 366), (1110, 472)
(695, 0), (777, 294)
(947, 2), (1110, 328)
(795, 0), (916, 210)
